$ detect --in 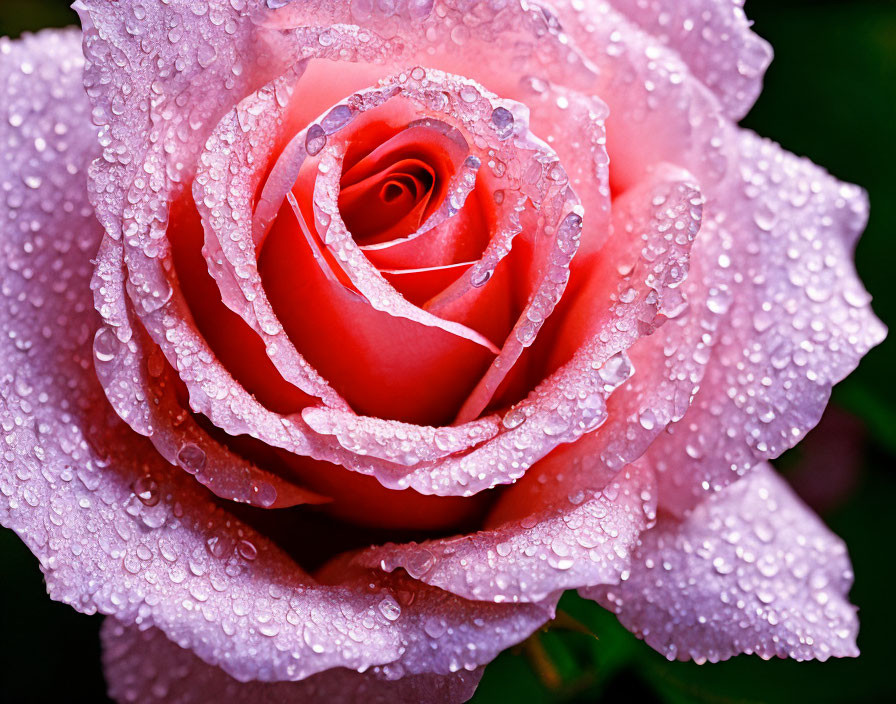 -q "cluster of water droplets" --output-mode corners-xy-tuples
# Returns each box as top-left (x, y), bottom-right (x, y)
(102, 618), (485, 703)
(357, 463), (656, 604)
(587, 465), (859, 663)
(642, 132), (886, 515)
